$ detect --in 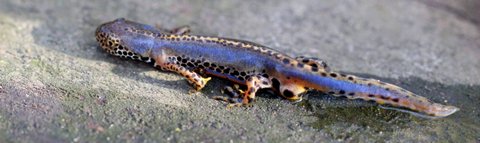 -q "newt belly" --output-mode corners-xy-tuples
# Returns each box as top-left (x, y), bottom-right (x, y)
(95, 18), (459, 118)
